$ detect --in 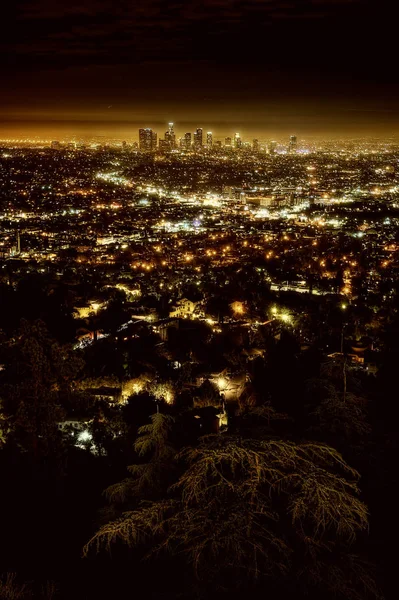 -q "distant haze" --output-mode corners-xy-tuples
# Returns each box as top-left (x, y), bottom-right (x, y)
(2, 105), (399, 142)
